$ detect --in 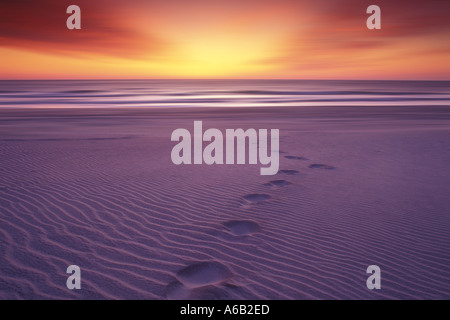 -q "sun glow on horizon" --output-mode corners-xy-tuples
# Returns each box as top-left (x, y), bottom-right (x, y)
(0, 0), (449, 80)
